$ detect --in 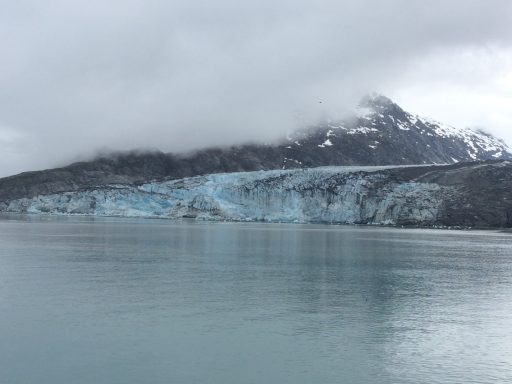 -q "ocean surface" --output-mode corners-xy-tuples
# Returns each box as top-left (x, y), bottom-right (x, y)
(1, 215), (511, 384)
